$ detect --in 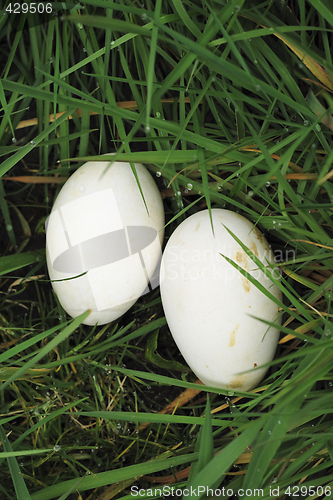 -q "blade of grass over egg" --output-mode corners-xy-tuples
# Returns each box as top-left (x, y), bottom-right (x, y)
(221, 225), (318, 321)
